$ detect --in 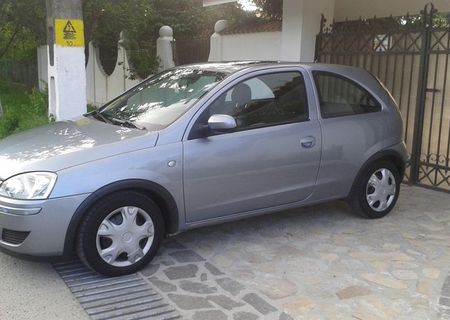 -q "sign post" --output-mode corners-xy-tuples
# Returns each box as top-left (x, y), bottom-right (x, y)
(46, 0), (87, 120)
